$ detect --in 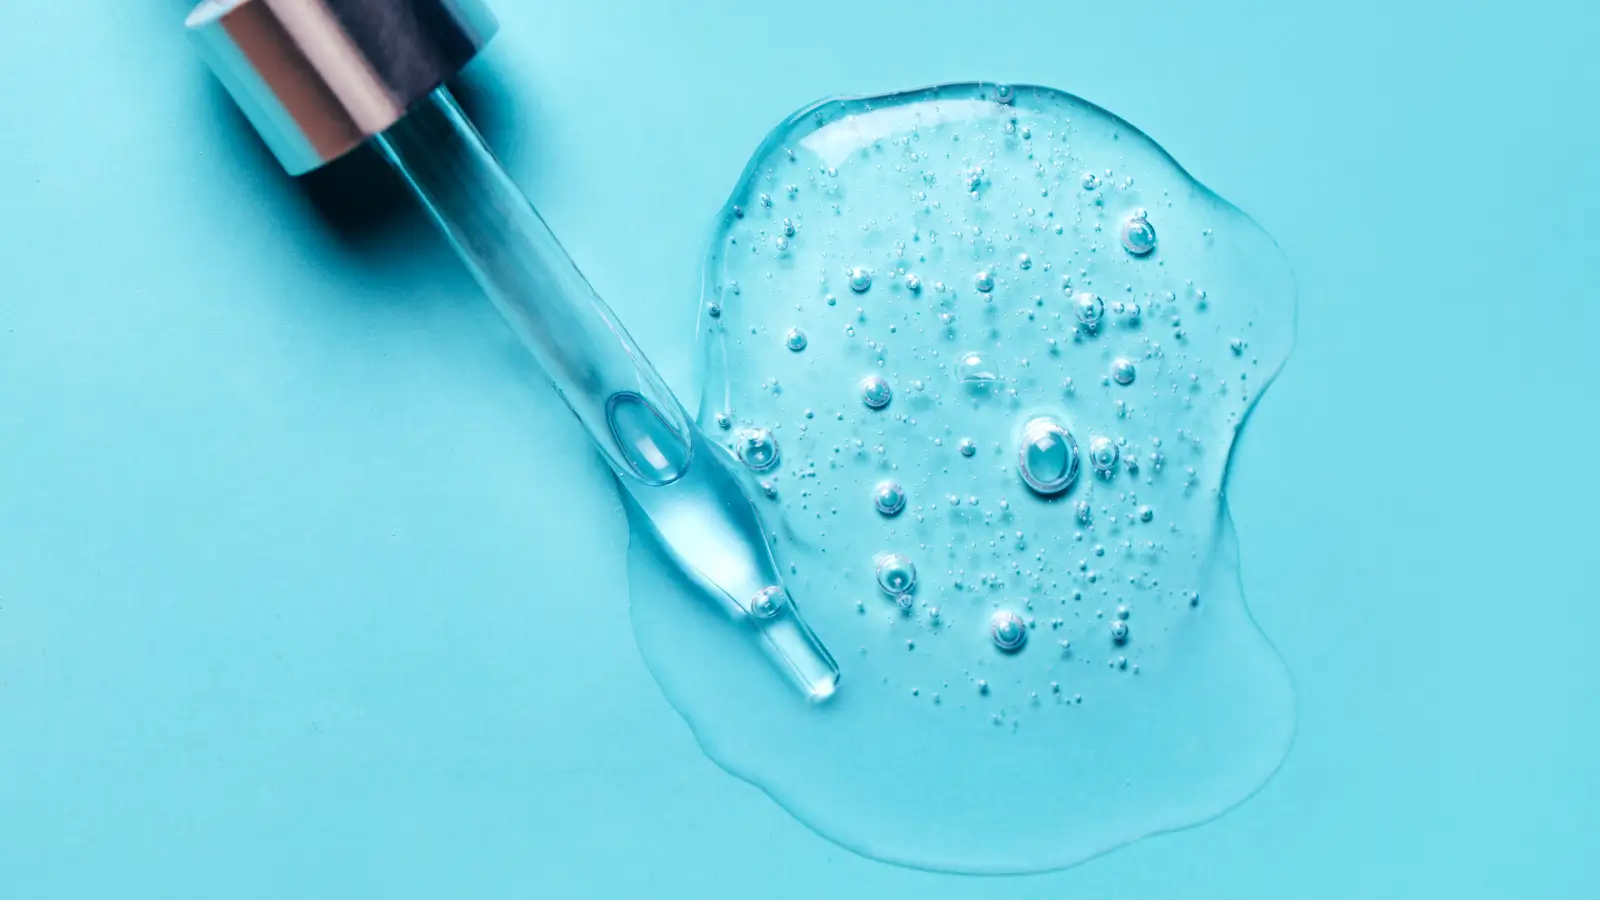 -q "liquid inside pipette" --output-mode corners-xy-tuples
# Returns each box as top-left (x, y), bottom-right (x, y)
(618, 425), (839, 701)
(373, 87), (840, 700)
